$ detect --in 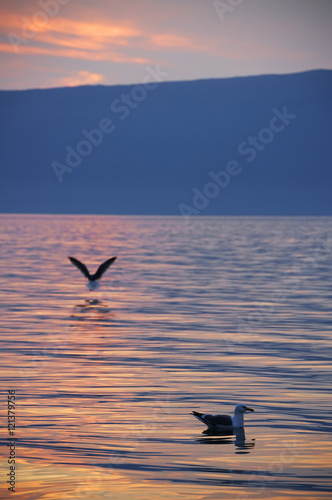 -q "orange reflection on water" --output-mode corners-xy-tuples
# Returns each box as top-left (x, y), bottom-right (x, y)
(1, 215), (332, 499)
